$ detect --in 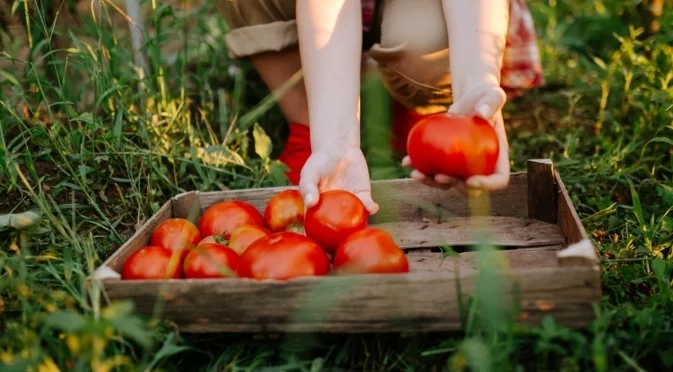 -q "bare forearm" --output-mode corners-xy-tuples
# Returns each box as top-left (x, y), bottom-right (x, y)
(442, 0), (509, 100)
(296, 0), (363, 152)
